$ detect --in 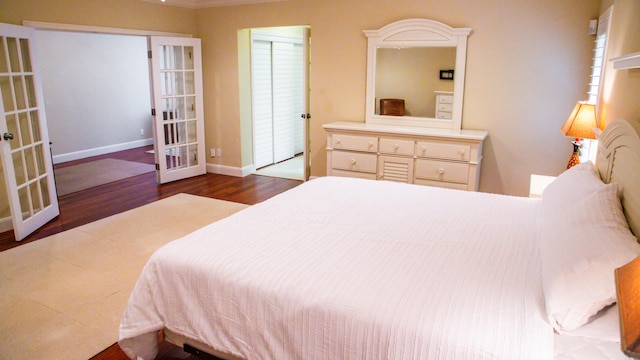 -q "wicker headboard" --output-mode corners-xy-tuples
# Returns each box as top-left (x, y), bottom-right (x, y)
(596, 118), (640, 237)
